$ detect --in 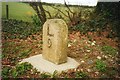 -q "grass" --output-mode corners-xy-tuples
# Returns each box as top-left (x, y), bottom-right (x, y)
(2, 66), (11, 78)
(2, 62), (33, 78)
(2, 2), (94, 22)
(2, 19), (41, 39)
(12, 62), (33, 78)
(19, 48), (32, 58)
(2, 2), (36, 22)
(95, 59), (106, 72)
(101, 45), (117, 56)
(75, 71), (89, 78)
(40, 73), (51, 78)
